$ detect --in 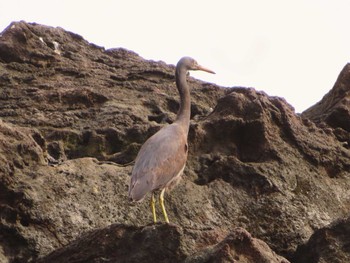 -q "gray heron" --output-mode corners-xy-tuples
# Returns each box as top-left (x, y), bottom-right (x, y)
(129, 57), (215, 223)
